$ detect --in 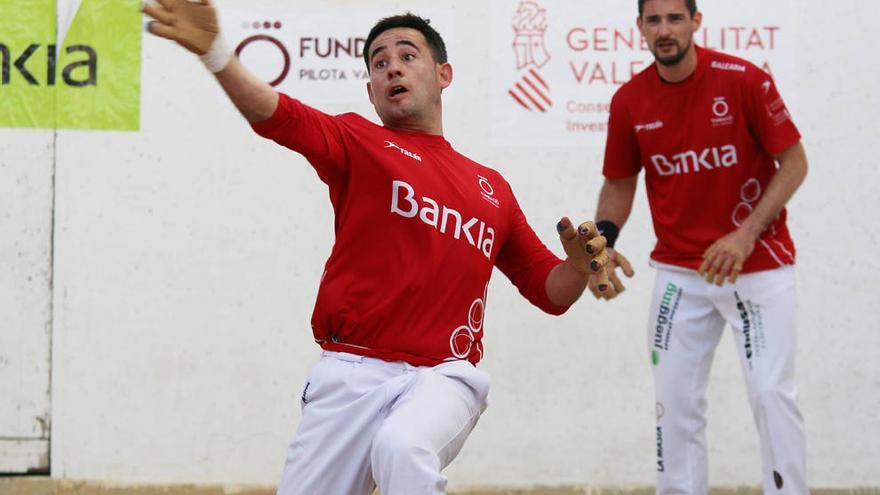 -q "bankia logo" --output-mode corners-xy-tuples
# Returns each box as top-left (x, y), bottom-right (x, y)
(1, 0), (142, 130)
(390, 180), (497, 260)
(508, 1), (553, 112)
